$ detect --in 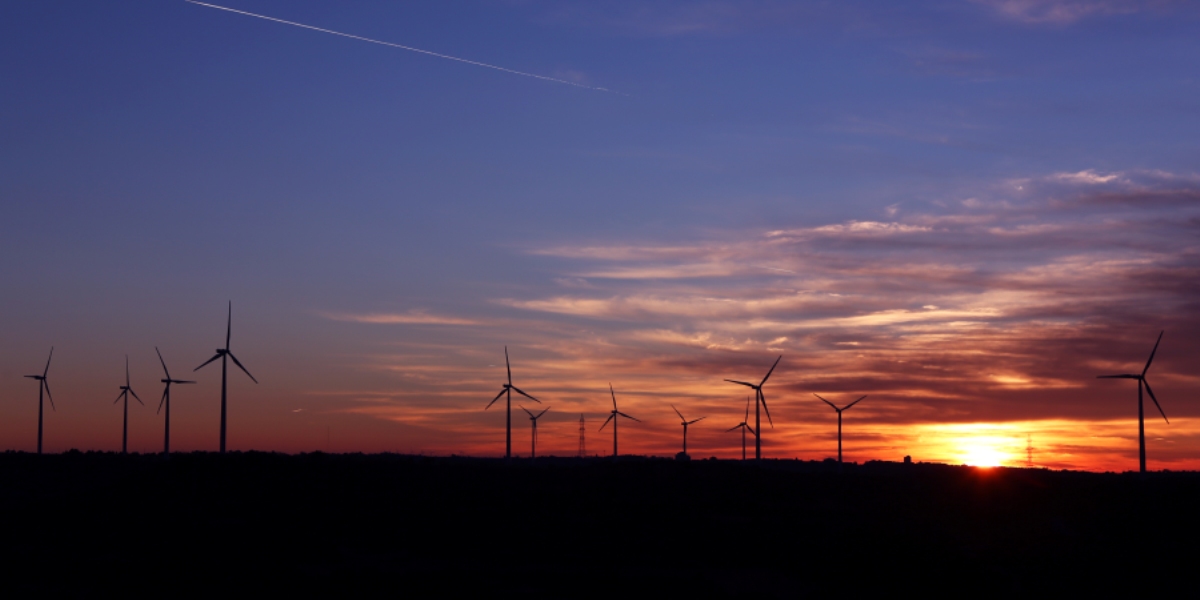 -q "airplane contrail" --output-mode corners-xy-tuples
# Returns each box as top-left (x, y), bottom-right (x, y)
(184, 1), (617, 93)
